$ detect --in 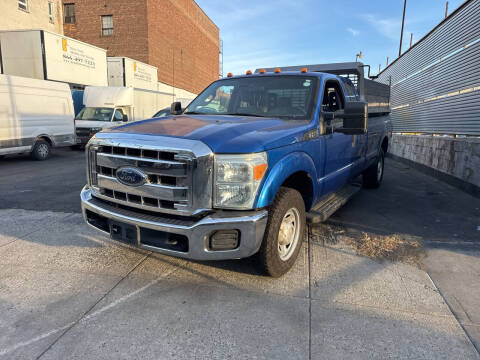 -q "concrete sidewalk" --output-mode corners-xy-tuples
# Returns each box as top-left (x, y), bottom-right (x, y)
(0, 209), (477, 359)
